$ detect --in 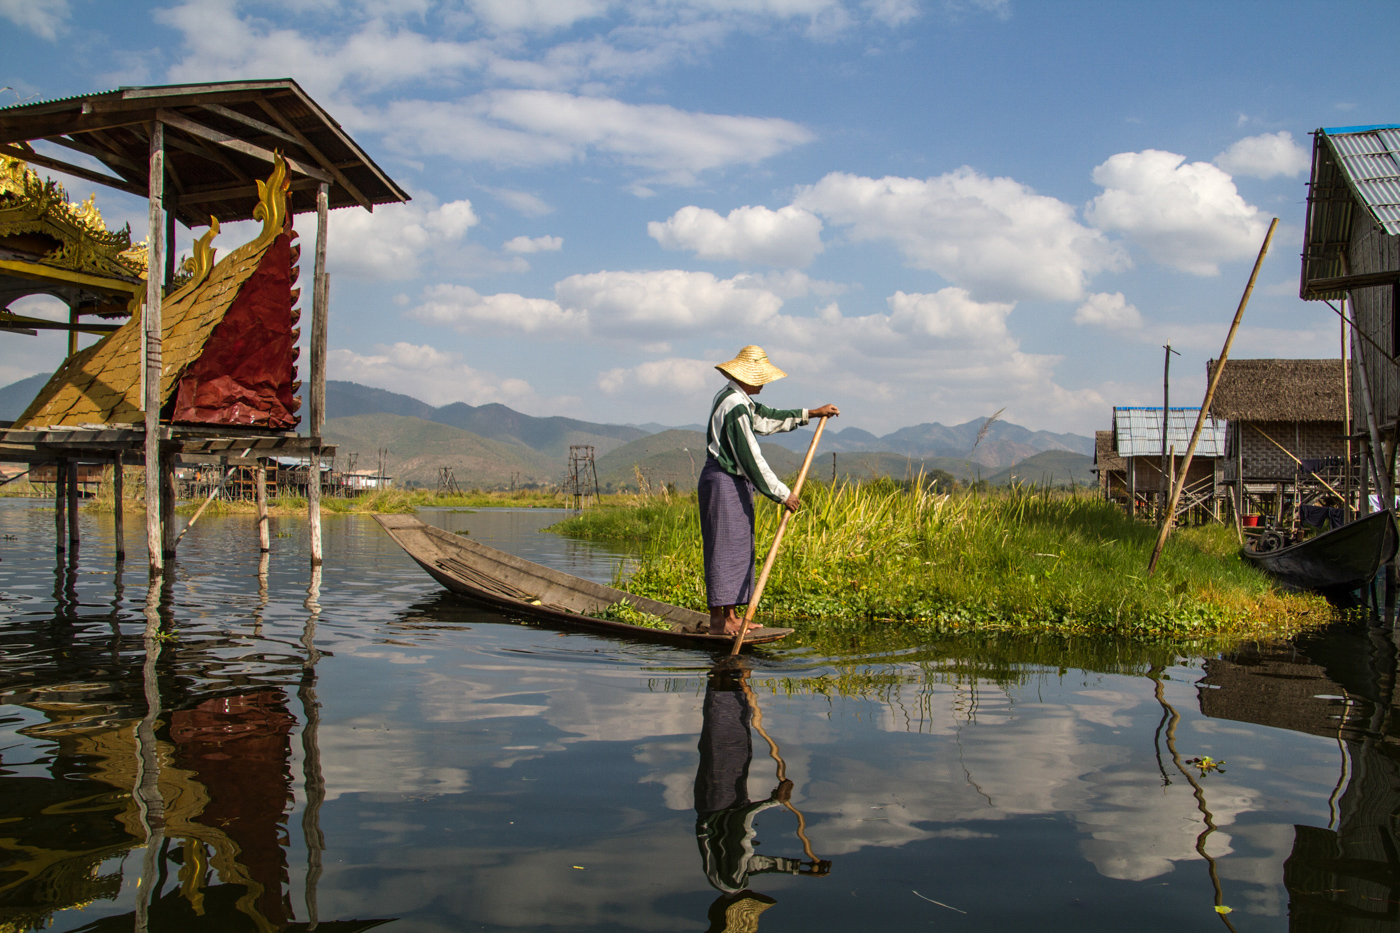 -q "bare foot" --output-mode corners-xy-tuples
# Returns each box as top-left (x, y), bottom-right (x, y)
(708, 607), (744, 636)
